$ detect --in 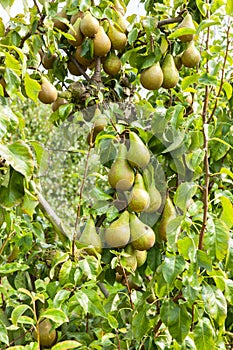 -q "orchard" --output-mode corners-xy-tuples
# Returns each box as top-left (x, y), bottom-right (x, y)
(0, 0), (233, 349)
